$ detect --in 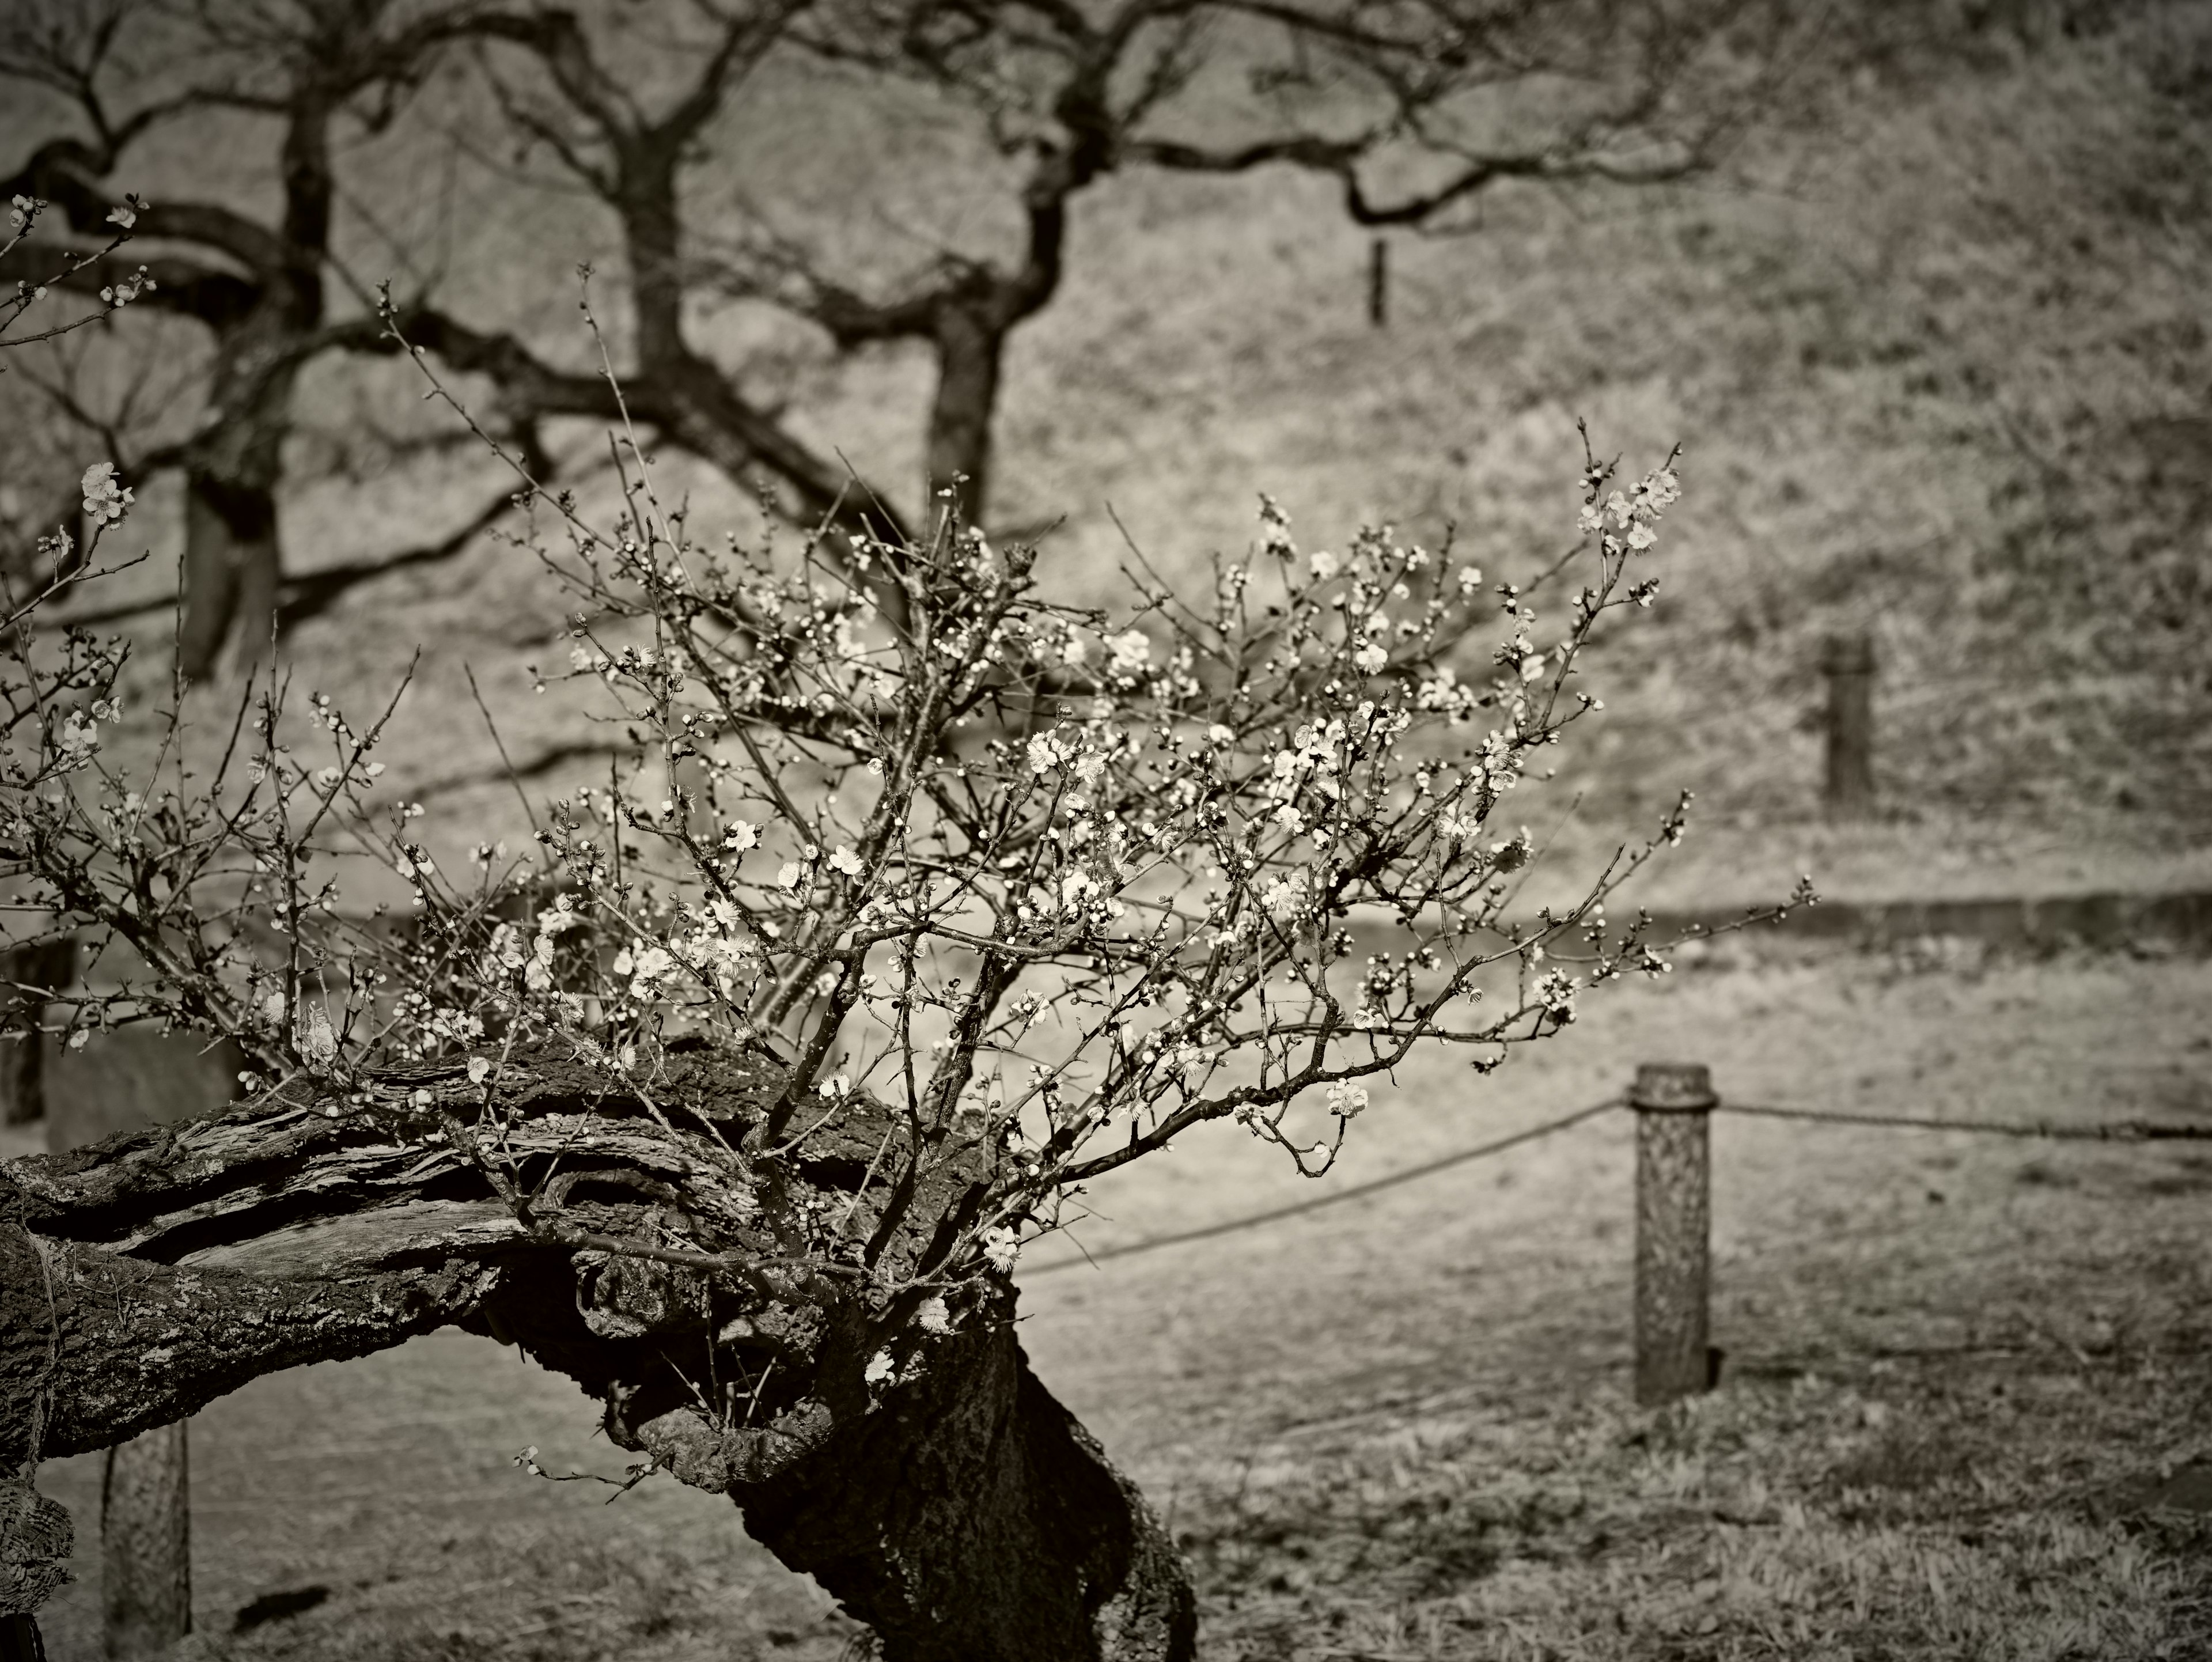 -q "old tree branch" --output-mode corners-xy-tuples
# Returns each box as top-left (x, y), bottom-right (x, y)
(0, 1044), (1192, 1661)
(0, 356), (1701, 1655)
